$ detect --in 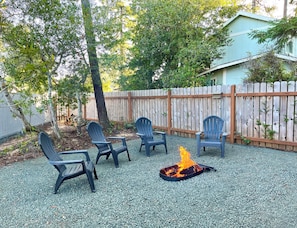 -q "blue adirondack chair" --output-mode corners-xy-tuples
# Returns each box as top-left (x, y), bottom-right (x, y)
(38, 132), (98, 194)
(196, 115), (227, 158)
(86, 121), (131, 168)
(135, 117), (168, 157)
